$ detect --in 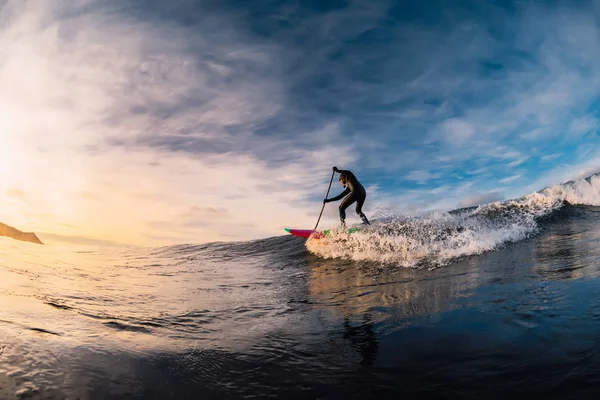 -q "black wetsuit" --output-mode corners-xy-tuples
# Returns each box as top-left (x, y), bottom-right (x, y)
(326, 169), (370, 226)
